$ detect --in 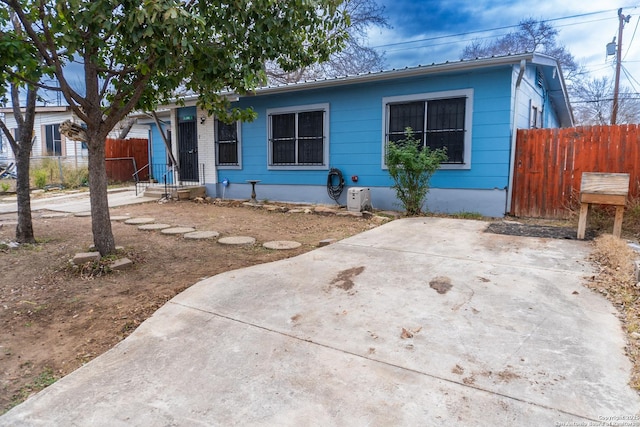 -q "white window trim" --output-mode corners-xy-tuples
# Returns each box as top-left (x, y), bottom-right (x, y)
(215, 118), (242, 170)
(267, 103), (330, 171)
(381, 89), (473, 170)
